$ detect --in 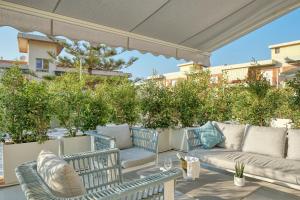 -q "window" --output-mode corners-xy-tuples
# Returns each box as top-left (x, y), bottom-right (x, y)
(210, 76), (218, 83)
(275, 47), (280, 54)
(171, 79), (177, 86)
(36, 58), (49, 71)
